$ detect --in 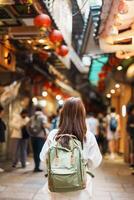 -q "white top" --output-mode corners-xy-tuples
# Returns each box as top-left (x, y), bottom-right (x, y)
(10, 113), (29, 139)
(86, 117), (99, 136)
(40, 129), (102, 199)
